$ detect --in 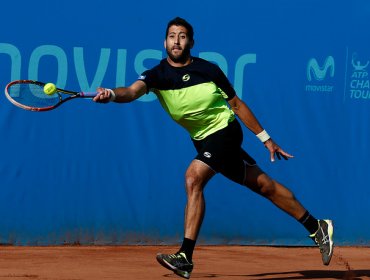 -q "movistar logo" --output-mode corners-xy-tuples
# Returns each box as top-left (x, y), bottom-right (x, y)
(307, 56), (335, 81)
